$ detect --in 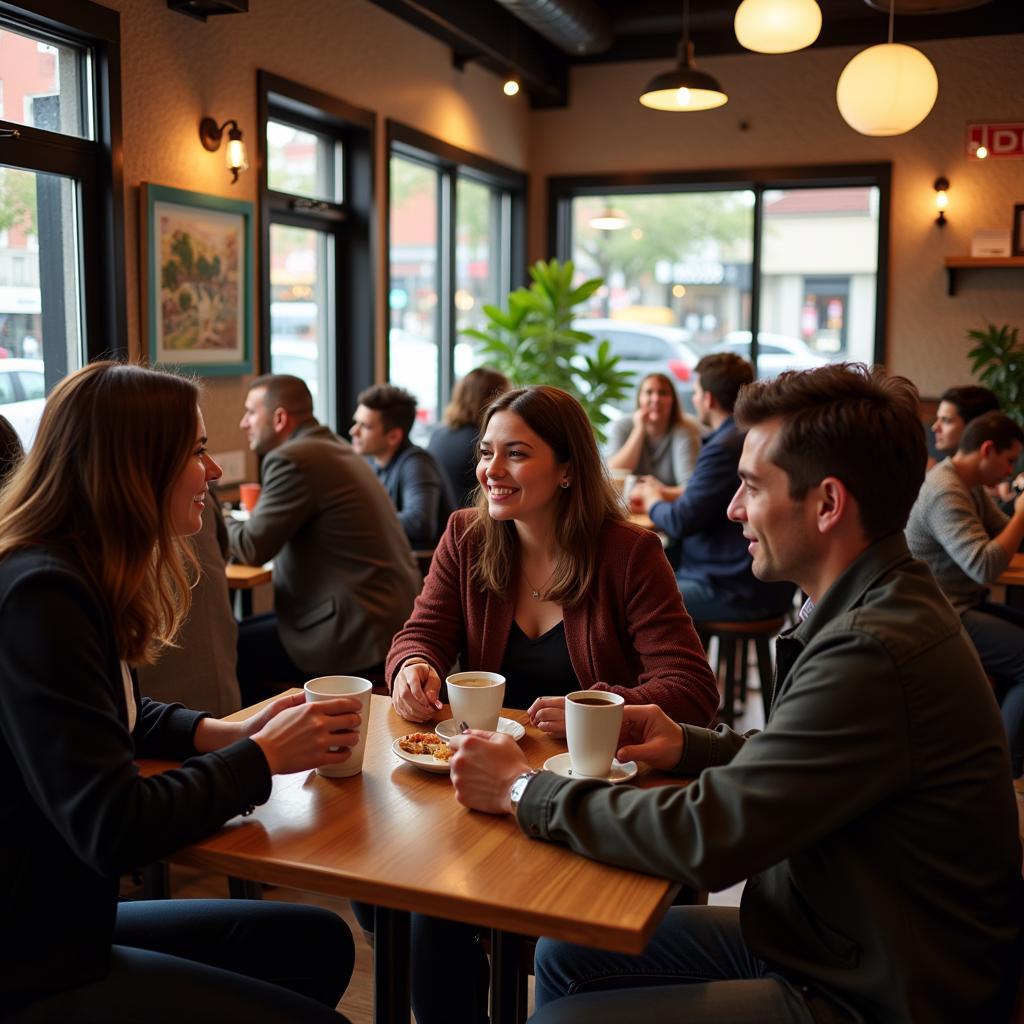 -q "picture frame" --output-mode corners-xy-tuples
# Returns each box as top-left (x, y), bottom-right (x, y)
(1013, 204), (1024, 258)
(141, 183), (253, 375)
